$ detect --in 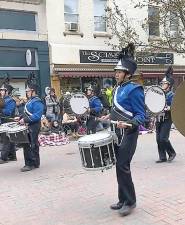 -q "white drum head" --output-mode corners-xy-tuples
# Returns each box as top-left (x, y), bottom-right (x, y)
(79, 132), (111, 143)
(145, 86), (166, 114)
(70, 93), (89, 115)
